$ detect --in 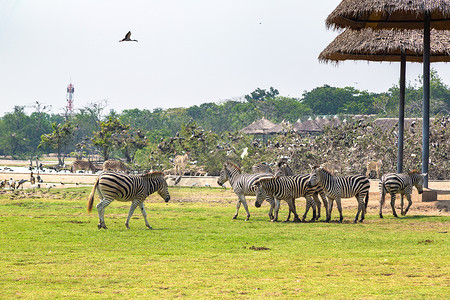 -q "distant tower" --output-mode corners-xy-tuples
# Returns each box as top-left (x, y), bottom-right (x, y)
(66, 82), (75, 114)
